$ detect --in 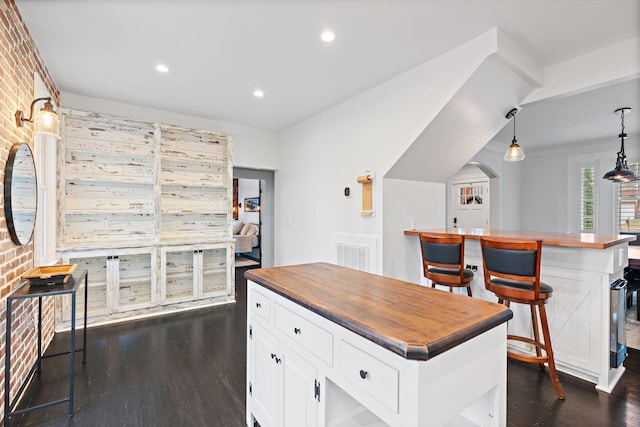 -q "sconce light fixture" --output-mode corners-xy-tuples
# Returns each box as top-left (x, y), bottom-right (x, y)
(15, 97), (60, 138)
(602, 107), (638, 182)
(504, 107), (525, 162)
